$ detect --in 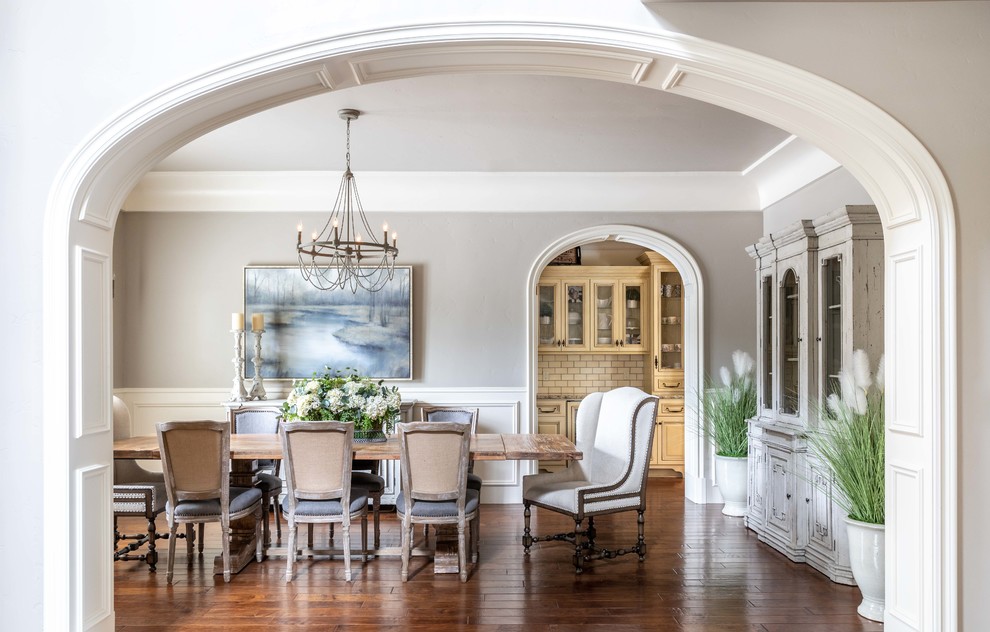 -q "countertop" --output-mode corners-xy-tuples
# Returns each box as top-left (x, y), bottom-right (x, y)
(537, 392), (685, 401)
